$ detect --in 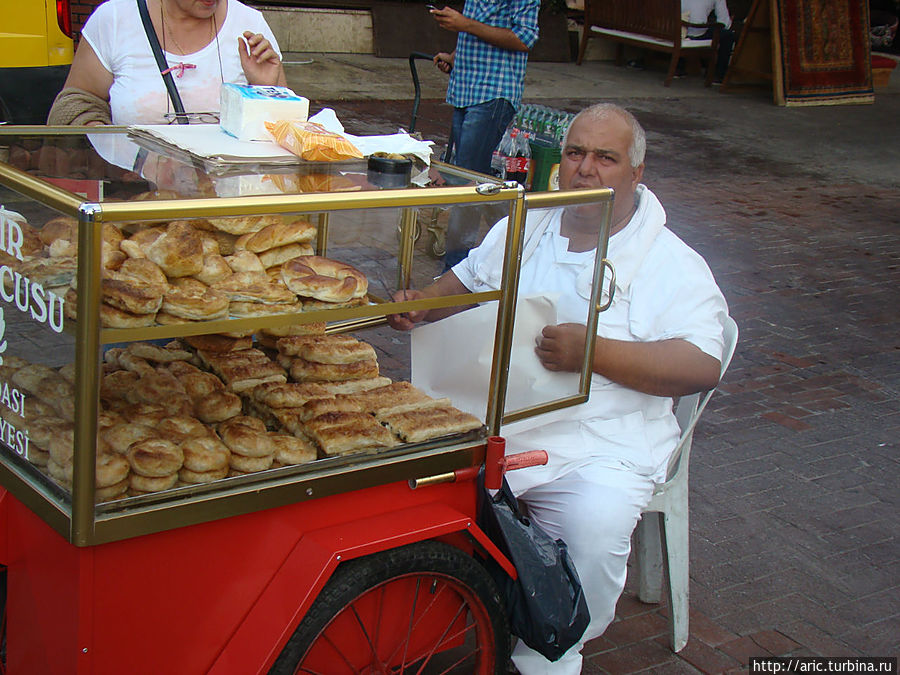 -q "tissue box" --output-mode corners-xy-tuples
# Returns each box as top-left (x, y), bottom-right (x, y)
(220, 83), (310, 142)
